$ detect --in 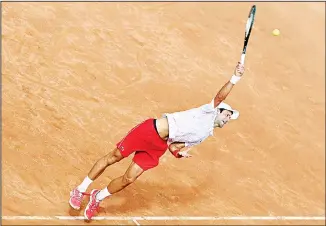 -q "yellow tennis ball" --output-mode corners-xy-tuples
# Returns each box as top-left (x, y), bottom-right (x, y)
(272, 29), (280, 36)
